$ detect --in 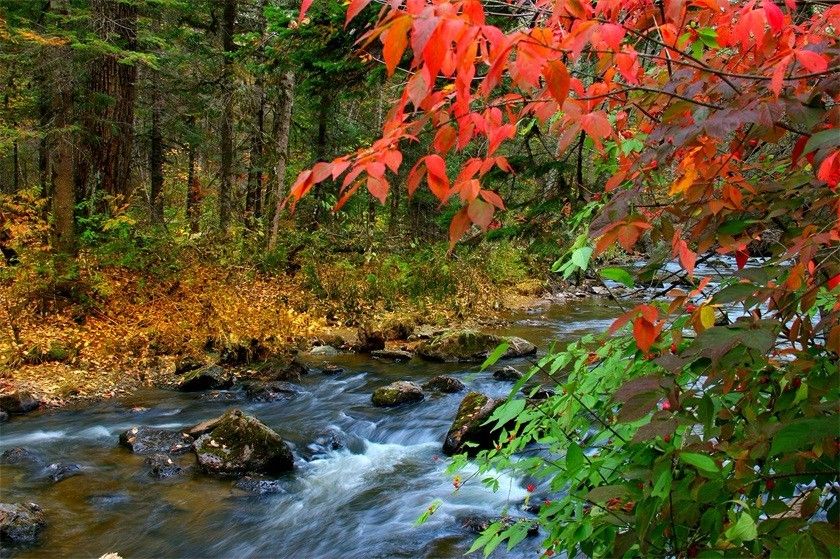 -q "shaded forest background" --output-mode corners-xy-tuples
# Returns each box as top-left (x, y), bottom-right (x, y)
(0, 0), (596, 398)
